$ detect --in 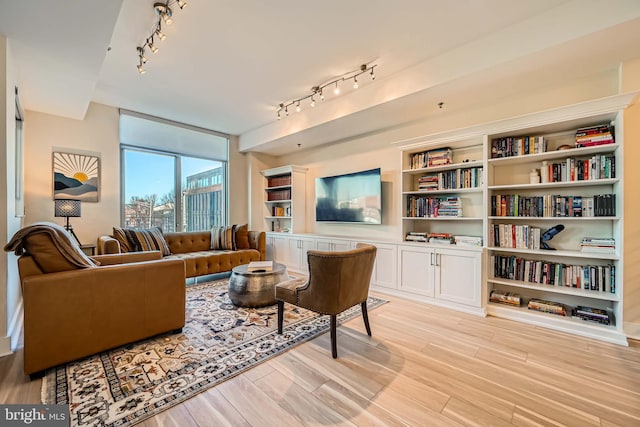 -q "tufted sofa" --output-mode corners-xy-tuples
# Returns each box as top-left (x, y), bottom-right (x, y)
(98, 230), (266, 278)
